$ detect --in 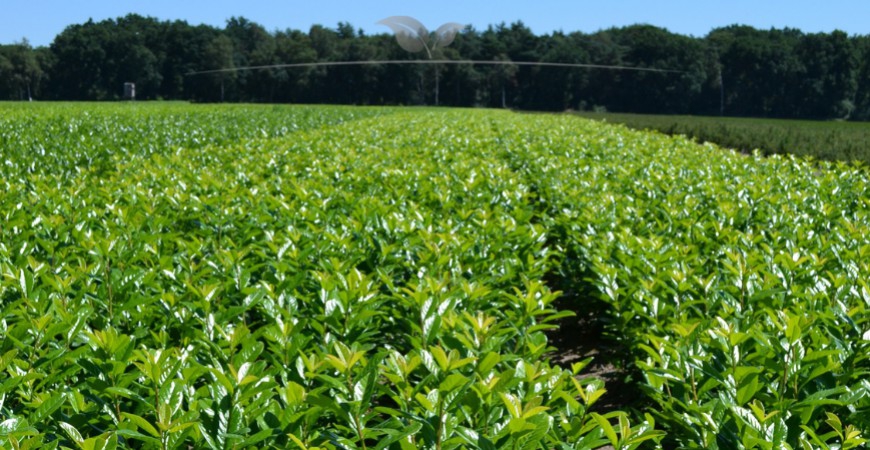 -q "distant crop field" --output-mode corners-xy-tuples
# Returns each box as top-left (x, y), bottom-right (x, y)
(574, 111), (870, 165)
(0, 103), (867, 449)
